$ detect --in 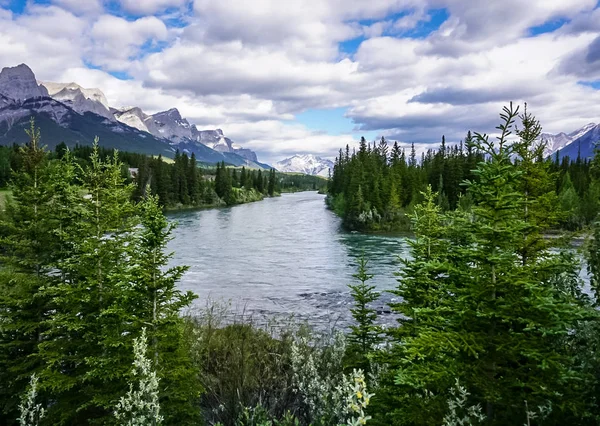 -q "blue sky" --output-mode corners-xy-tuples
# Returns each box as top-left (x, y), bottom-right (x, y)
(0, 0), (600, 162)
